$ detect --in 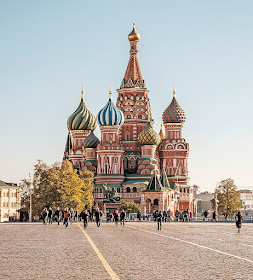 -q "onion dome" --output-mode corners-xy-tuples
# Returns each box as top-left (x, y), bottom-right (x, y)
(159, 124), (165, 140)
(83, 130), (100, 148)
(97, 91), (124, 127)
(128, 23), (140, 42)
(67, 91), (97, 131)
(138, 122), (161, 146)
(162, 91), (186, 124)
